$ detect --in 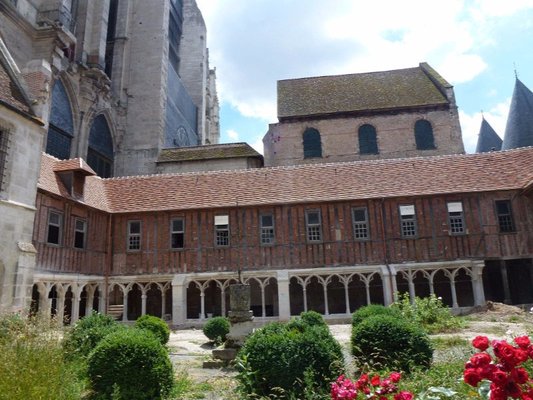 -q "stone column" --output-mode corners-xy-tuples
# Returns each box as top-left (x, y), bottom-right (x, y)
(276, 270), (291, 321)
(381, 266), (395, 306)
(86, 286), (95, 316)
(471, 262), (486, 306)
(141, 292), (147, 316)
(344, 281), (350, 315)
(122, 289), (129, 322)
(161, 291), (166, 318)
(172, 275), (188, 326)
(56, 291), (65, 325)
(322, 284), (329, 315)
(499, 261), (512, 304)
(98, 284), (106, 313)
